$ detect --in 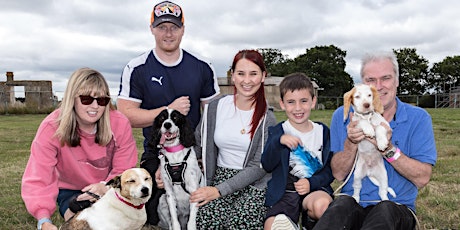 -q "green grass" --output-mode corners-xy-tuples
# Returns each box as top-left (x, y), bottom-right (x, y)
(0, 109), (459, 229)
